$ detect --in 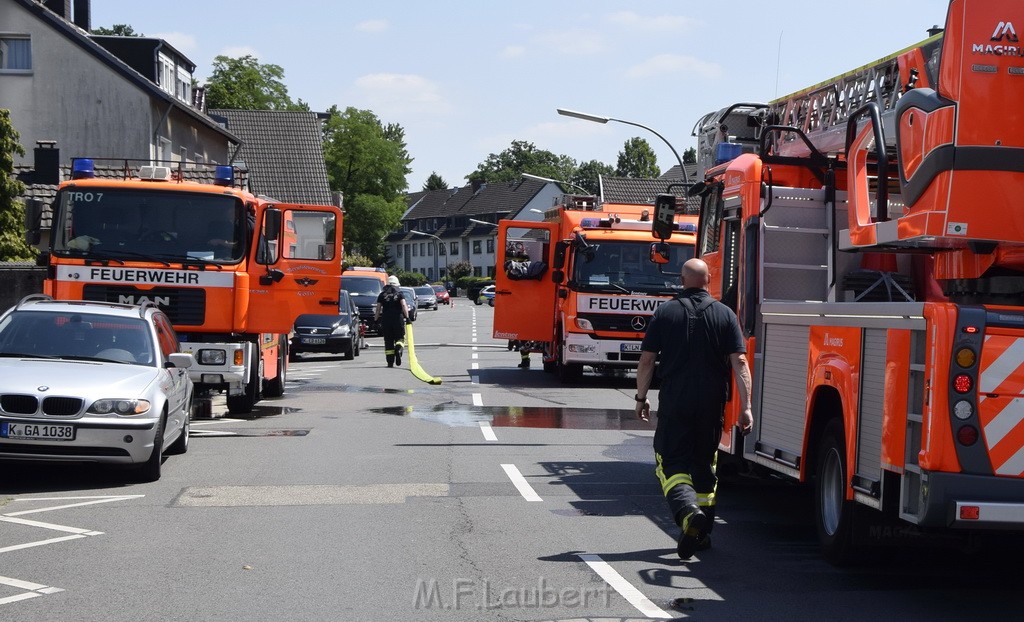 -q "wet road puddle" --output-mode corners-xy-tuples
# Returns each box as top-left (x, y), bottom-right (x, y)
(369, 404), (653, 431)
